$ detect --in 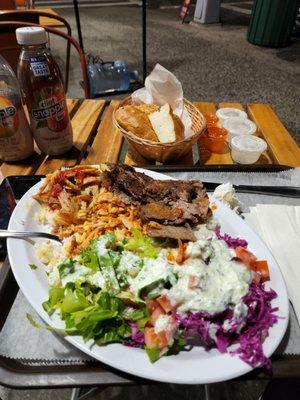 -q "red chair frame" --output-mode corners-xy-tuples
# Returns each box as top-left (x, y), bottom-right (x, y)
(0, 20), (89, 98)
